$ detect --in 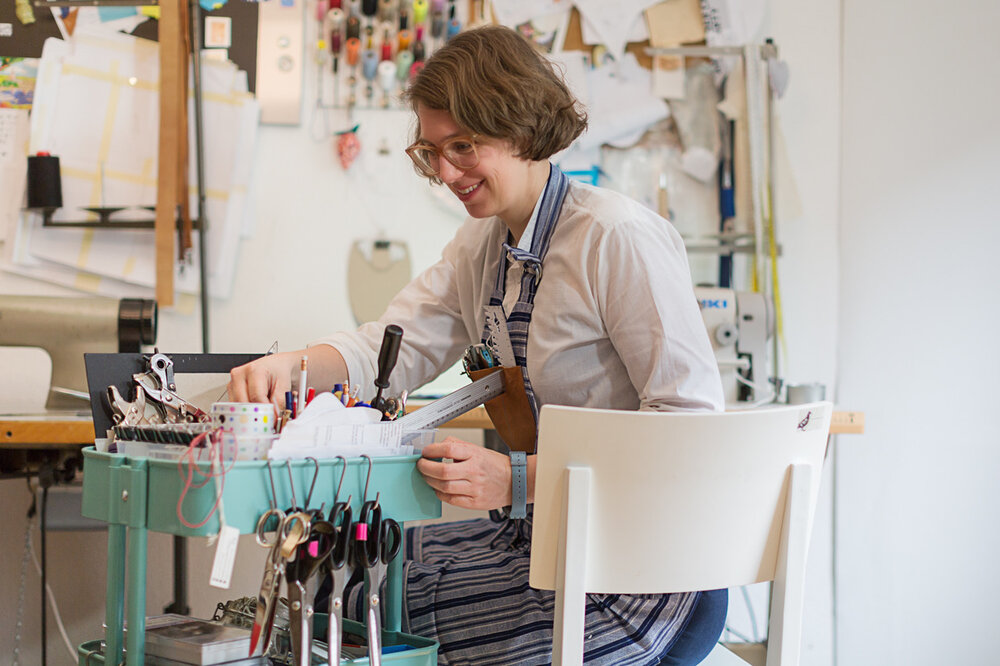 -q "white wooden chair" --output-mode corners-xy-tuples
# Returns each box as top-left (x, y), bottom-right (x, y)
(529, 402), (833, 665)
